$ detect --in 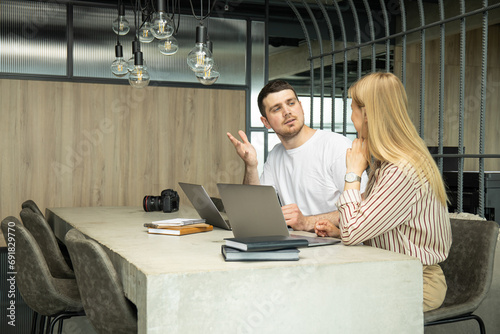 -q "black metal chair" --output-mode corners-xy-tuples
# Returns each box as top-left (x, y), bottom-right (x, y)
(424, 219), (499, 333)
(65, 228), (138, 334)
(1, 216), (84, 334)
